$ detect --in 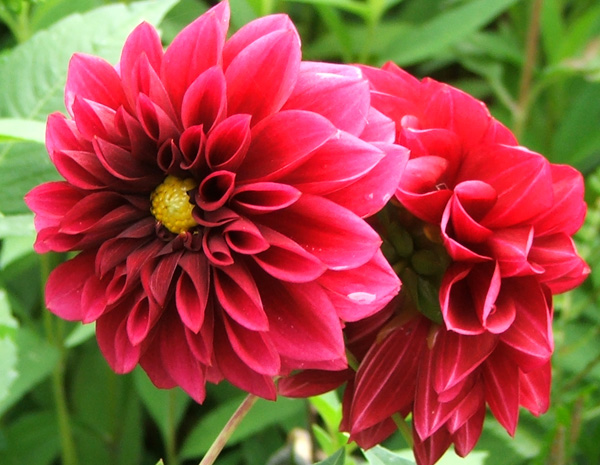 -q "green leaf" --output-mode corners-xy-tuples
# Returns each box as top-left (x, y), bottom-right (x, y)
(0, 0), (179, 214)
(155, 460), (165, 465)
(63, 322), (96, 348)
(180, 396), (306, 459)
(0, 288), (18, 403)
(0, 118), (45, 143)
(133, 367), (191, 445)
(385, 0), (521, 66)
(0, 410), (60, 465)
(364, 446), (416, 465)
(286, 0), (369, 18)
(0, 327), (59, 416)
(0, 213), (35, 238)
(315, 448), (345, 465)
